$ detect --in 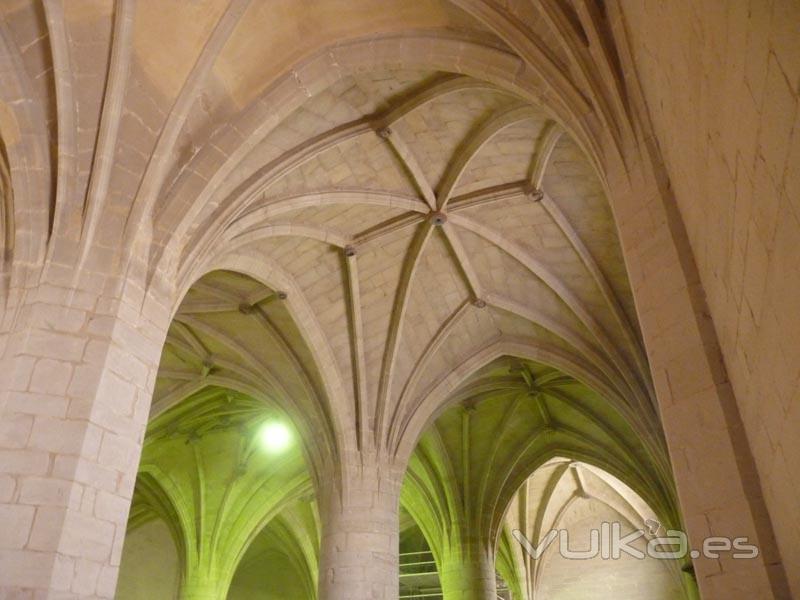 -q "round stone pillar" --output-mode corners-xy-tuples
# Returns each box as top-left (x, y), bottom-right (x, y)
(179, 574), (226, 600)
(318, 457), (402, 600)
(438, 539), (497, 600)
